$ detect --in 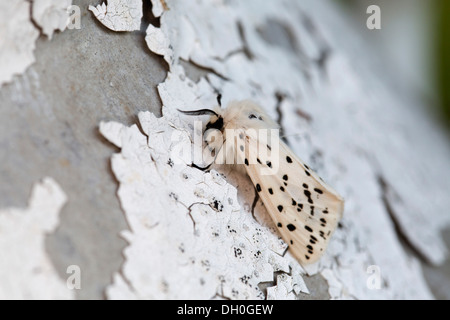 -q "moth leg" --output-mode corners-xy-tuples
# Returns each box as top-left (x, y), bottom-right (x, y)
(190, 163), (212, 171)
